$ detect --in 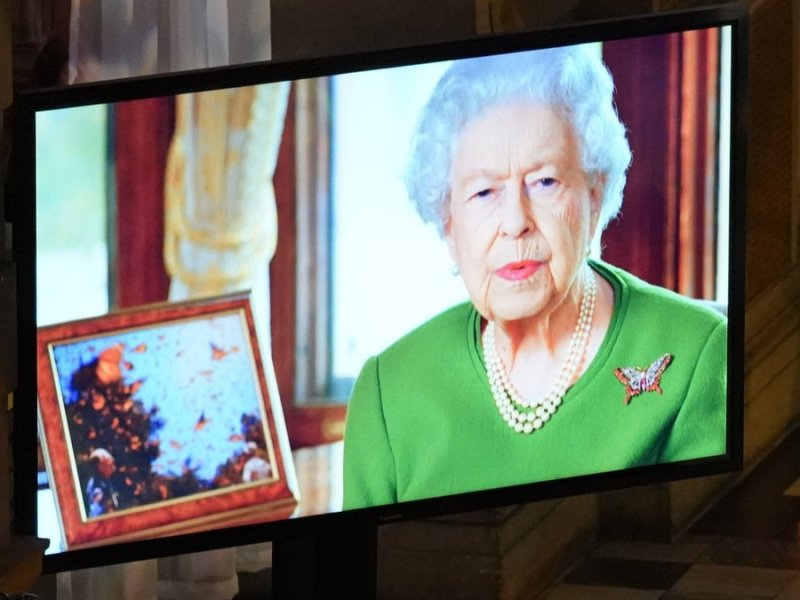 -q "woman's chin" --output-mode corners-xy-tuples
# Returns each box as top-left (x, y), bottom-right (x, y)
(478, 277), (553, 323)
